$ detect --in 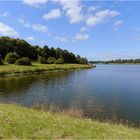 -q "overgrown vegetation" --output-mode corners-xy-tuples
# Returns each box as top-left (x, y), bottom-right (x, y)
(37, 56), (46, 64)
(47, 57), (56, 64)
(15, 57), (31, 66)
(55, 58), (65, 64)
(0, 104), (140, 139)
(5, 52), (19, 64)
(0, 36), (88, 65)
(0, 63), (93, 76)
